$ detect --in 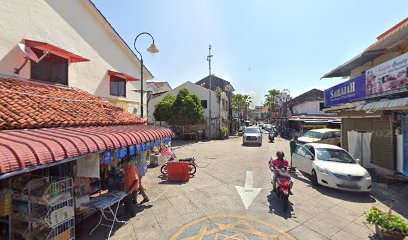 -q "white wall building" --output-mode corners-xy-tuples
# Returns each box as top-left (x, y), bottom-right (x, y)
(0, 0), (153, 117)
(292, 101), (325, 115)
(148, 81), (229, 138)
